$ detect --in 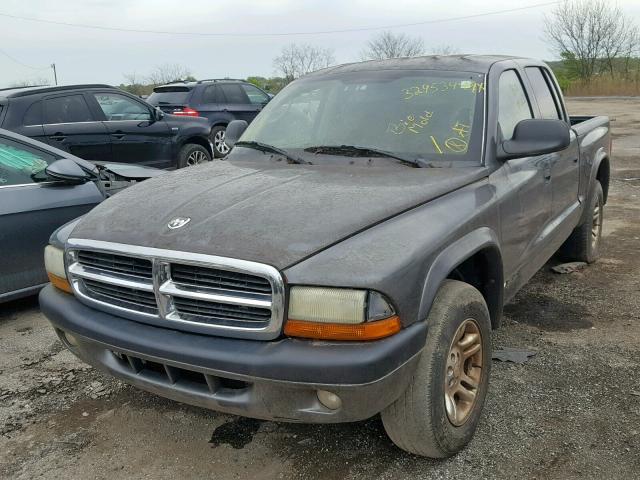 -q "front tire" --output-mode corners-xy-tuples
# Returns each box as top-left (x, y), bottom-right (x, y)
(178, 143), (211, 168)
(381, 280), (491, 458)
(560, 180), (604, 263)
(210, 126), (230, 158)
